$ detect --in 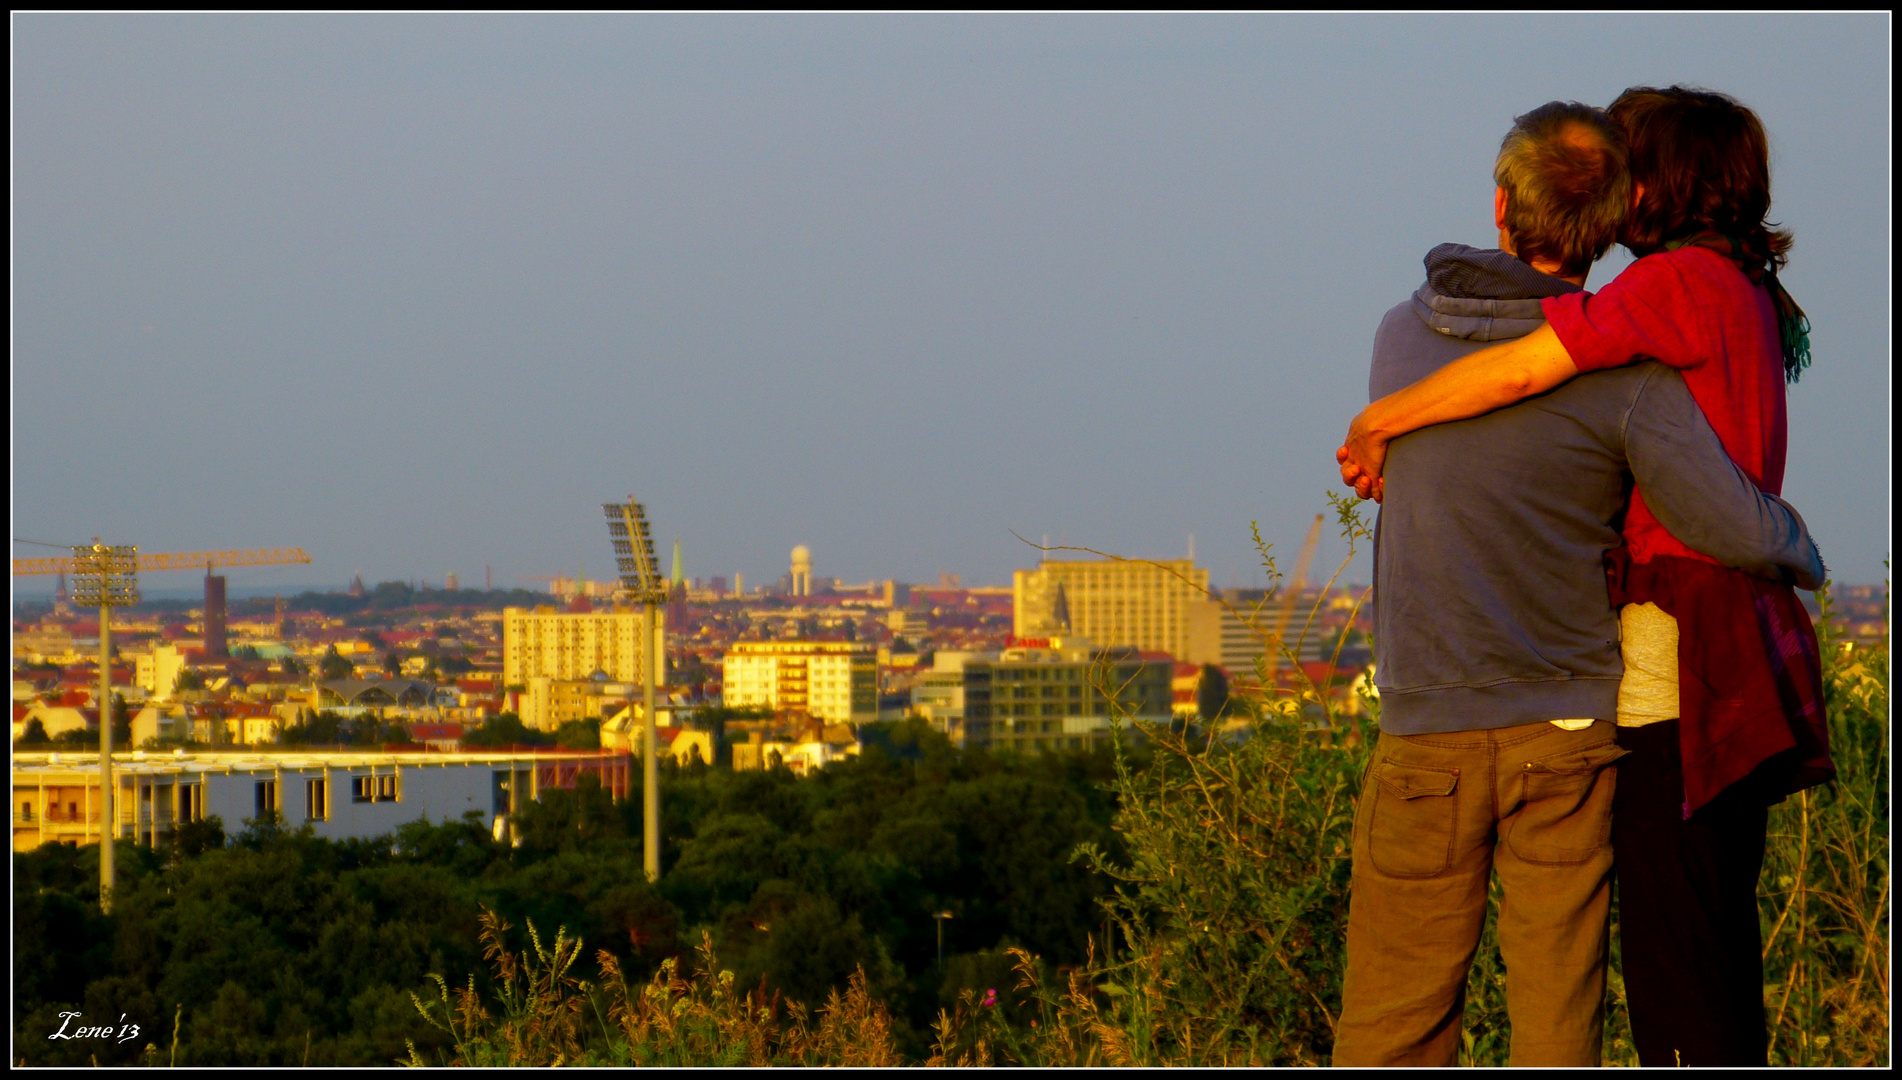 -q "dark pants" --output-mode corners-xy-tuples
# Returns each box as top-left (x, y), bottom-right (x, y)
(1611, 720), (1770, 1067)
